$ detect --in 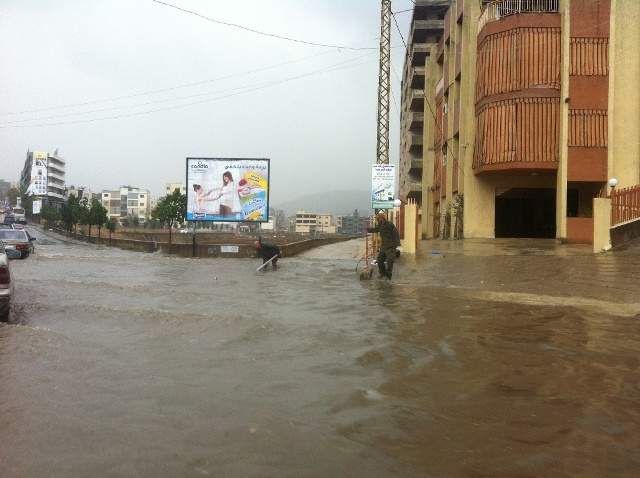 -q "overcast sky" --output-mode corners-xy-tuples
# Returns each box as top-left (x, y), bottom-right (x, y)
(0, 0), (412, 204)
